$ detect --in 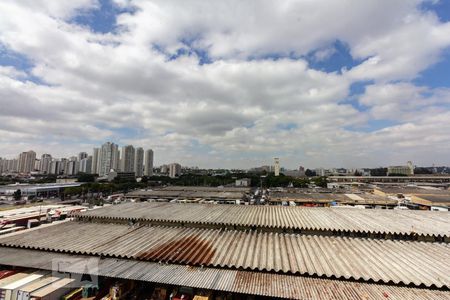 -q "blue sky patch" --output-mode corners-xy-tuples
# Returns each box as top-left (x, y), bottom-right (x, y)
(0, 44), (34, 71)
(0, 45), (49, 85)
(414, 48), (450, 88)
(305, 40), (364, 73)
(276, 123), (298, 131)
(154, 37), (213, 65)
(346, 119), (400, 133)
(420, 1), (450, 22)
(71, 0), (135, 34)
(339, 81), (374, 112)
